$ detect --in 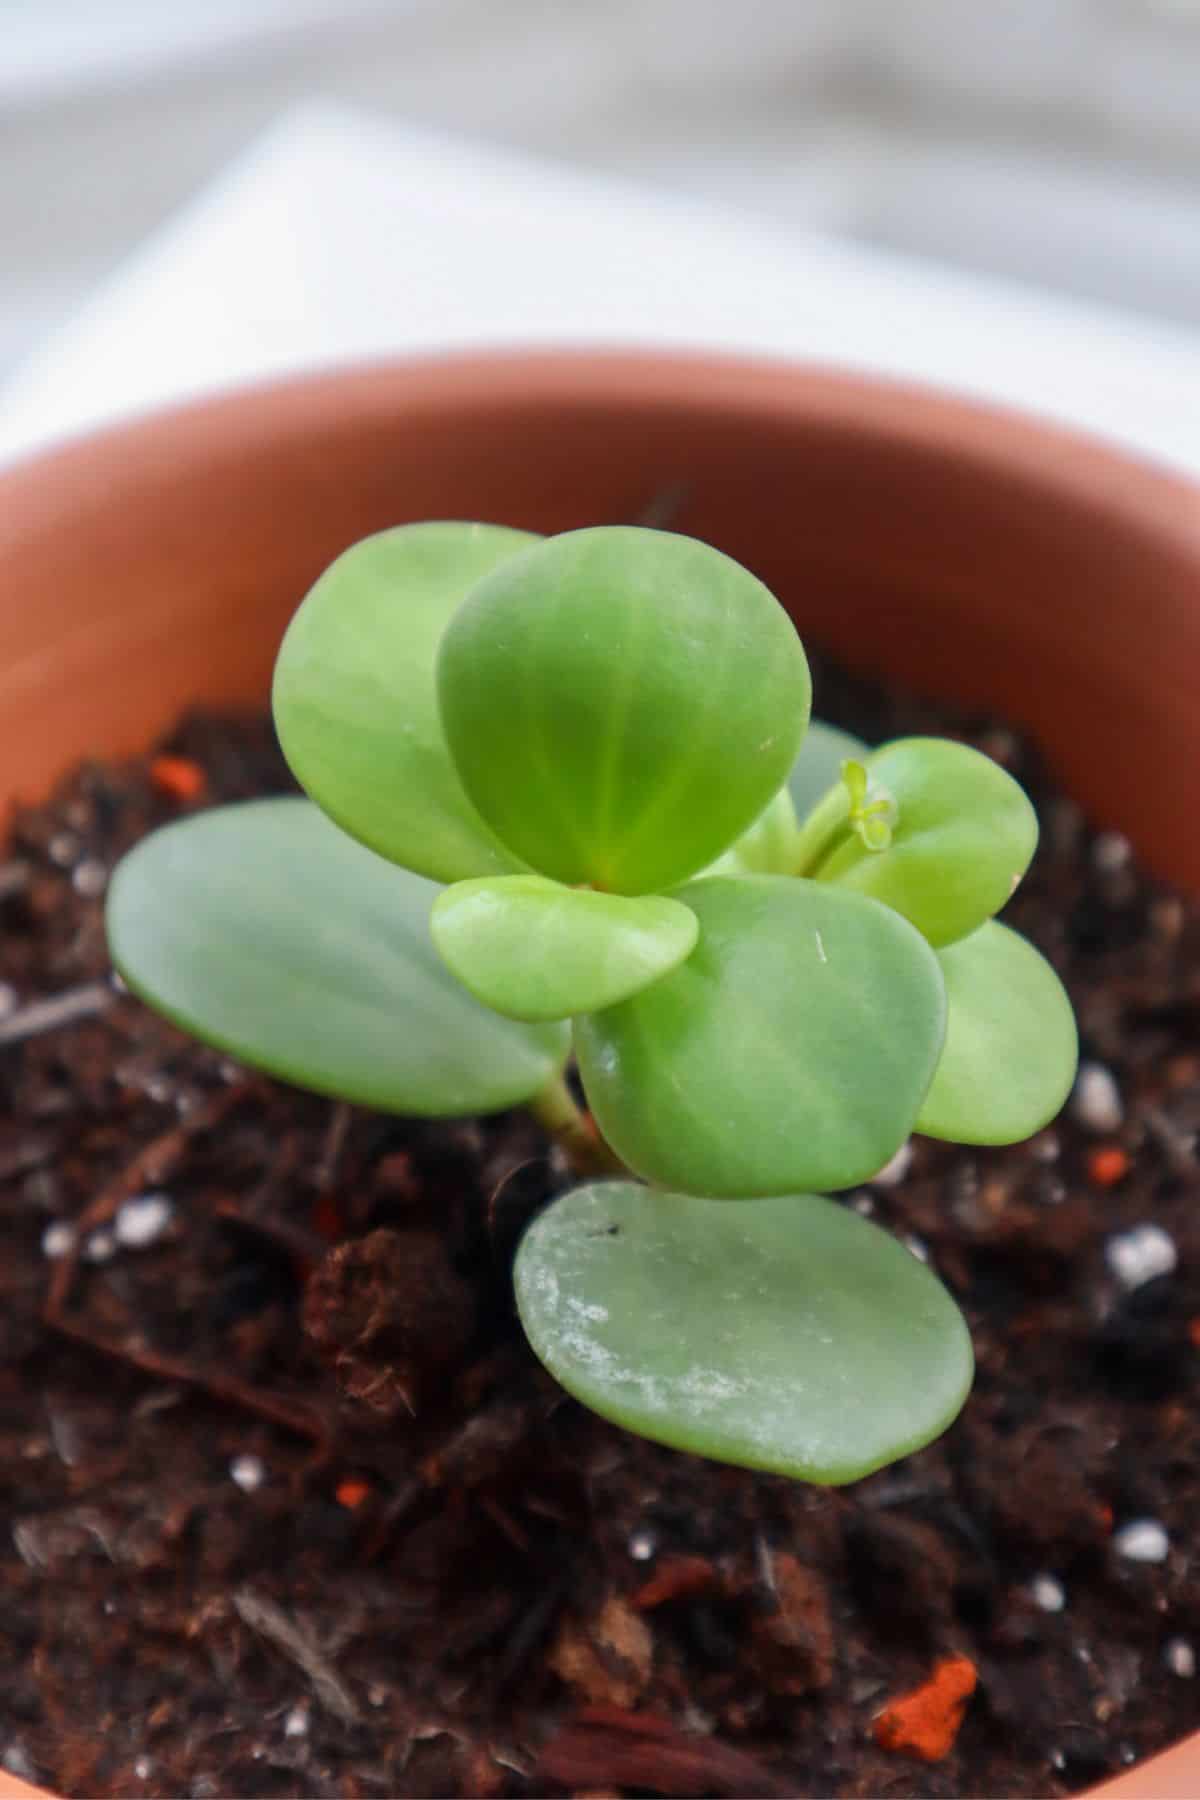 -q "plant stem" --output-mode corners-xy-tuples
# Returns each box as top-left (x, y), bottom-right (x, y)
(529, 1073), (627, 1179)
(789, 781), (852, 877)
